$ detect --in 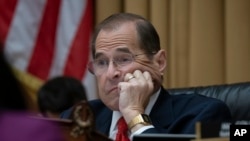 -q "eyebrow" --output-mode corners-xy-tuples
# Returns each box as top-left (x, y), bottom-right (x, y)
(94, 47), (132, 59)
(116, 48), (131, 54)
(94, 52), (104, 59)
